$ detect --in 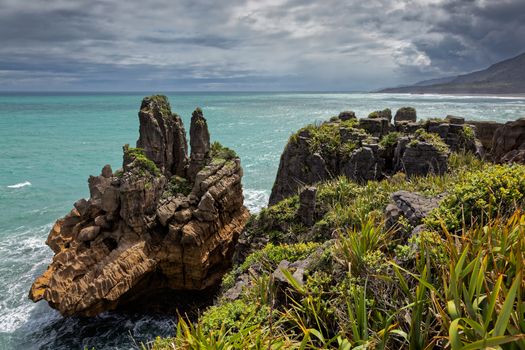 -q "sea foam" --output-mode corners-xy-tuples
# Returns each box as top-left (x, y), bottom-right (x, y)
(7, 181), (31, 189)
